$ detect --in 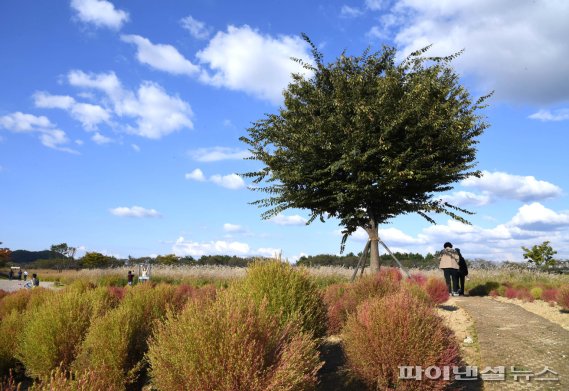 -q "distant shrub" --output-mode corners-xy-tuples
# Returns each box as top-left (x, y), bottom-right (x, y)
(489, 289), (499, 298)
(343, 291), (460, 390)
(516, 288), (534, 302)
(16, 287), (98, 378)
(351, 270), (401, 303)
(408, 273), (427, 286)
(558, 285), (569, 310)
(542, 288), (558, 303)
(148, 291), (322, 391)
(401, 282), (432, 305)
(424, 278), (449, 305)
(378, 267), (403, 283)
(72, 283), (178, 389)
(530, 287), (543, 300)
(171, 283), (216, 310)
(232, 261), (328, 338)
(504, 287), (518, 299)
